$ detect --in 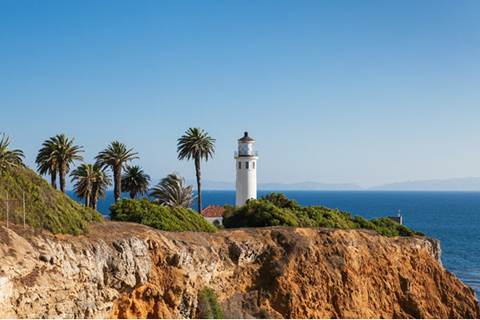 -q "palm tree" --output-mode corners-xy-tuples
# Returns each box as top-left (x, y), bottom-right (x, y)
(51, 134), (83, 193)
(177, 128), (215, 212)
(150, 173), (195, 208)
(121, 165), (150, 199)
(95, 141), (138, 202)
(0, 133), (24, 172)
(36, 136), (59, 189)
(70, 163), (96, 207)
(71, 163), (111, 209)
(91, 165), (111, 210)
